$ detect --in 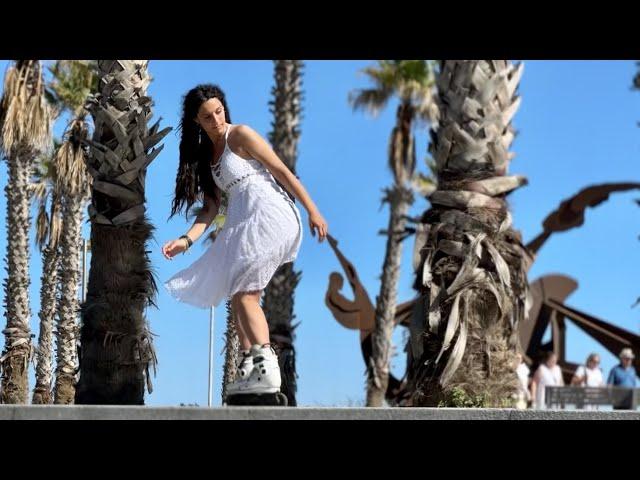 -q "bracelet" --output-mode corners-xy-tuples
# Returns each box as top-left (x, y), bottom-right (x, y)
(179, 234), (193, 249)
